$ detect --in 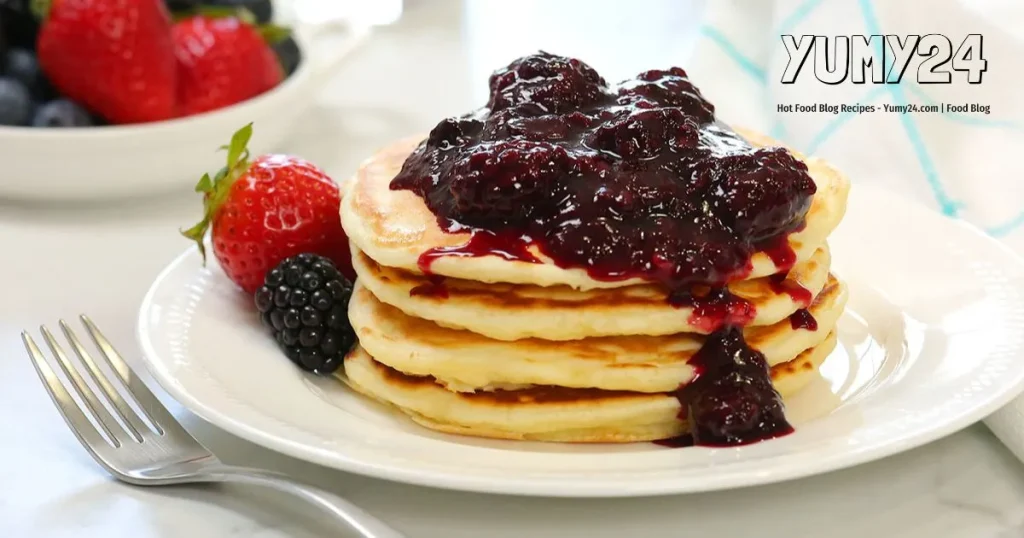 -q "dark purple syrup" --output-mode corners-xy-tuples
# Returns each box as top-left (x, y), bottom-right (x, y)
(416, 229), (541, 274)
(653, 434), (695, 448)
(409, 275), (450, 299)
(390, 52), (817, 447)
(670, 287), (756, 334)
(789, 308), (818, 331)
(677, 327), (792, 446)
(768, 272), (813, 306)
